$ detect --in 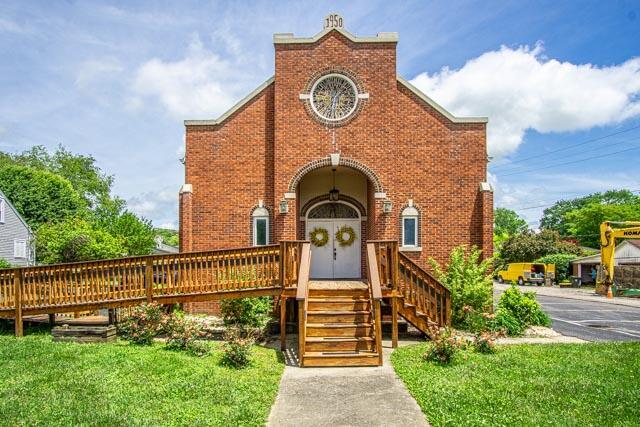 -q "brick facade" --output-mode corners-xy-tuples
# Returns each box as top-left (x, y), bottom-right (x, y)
(180, 24), (492, 313)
